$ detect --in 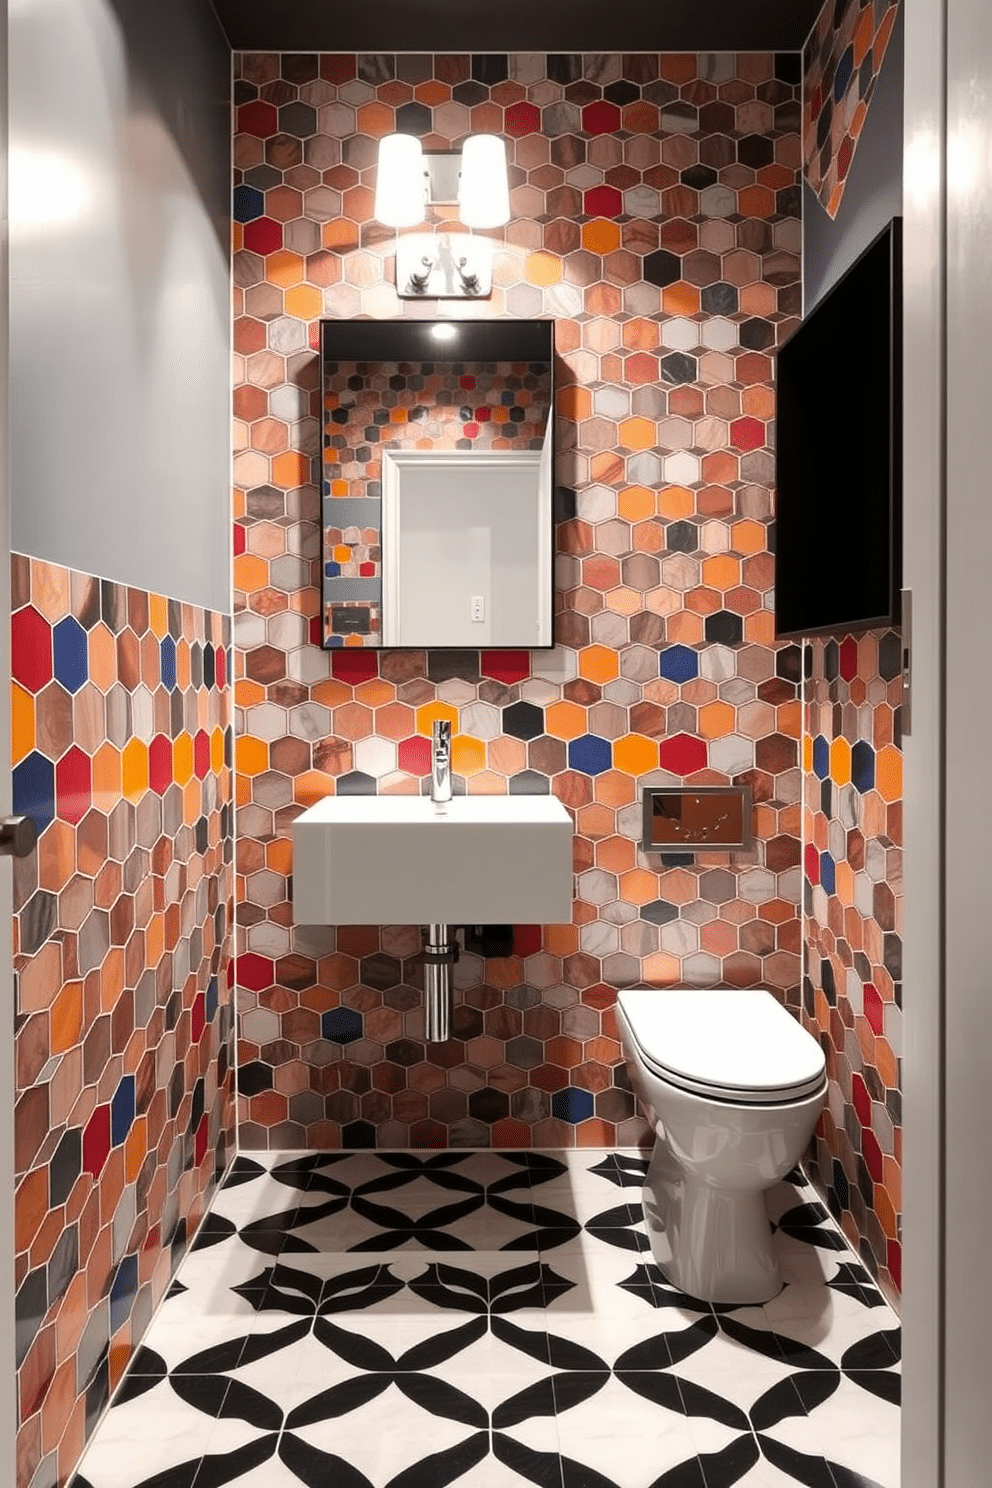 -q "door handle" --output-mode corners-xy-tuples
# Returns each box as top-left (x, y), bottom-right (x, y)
(0, 816), (37, 858)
